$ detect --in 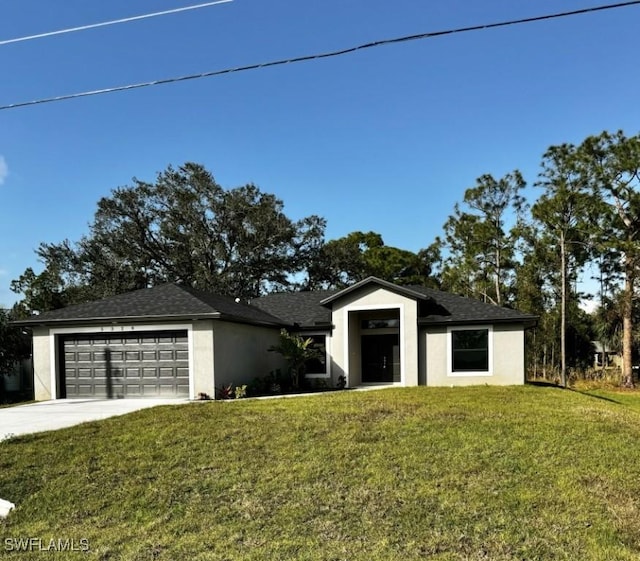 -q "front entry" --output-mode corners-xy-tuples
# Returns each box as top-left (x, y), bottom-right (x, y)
(361, 334), (400, 383)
